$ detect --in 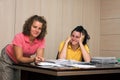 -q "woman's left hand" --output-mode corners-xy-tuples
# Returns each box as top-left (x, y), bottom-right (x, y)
(79, 33), (85, 43)
(34, 56), (45, 64)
